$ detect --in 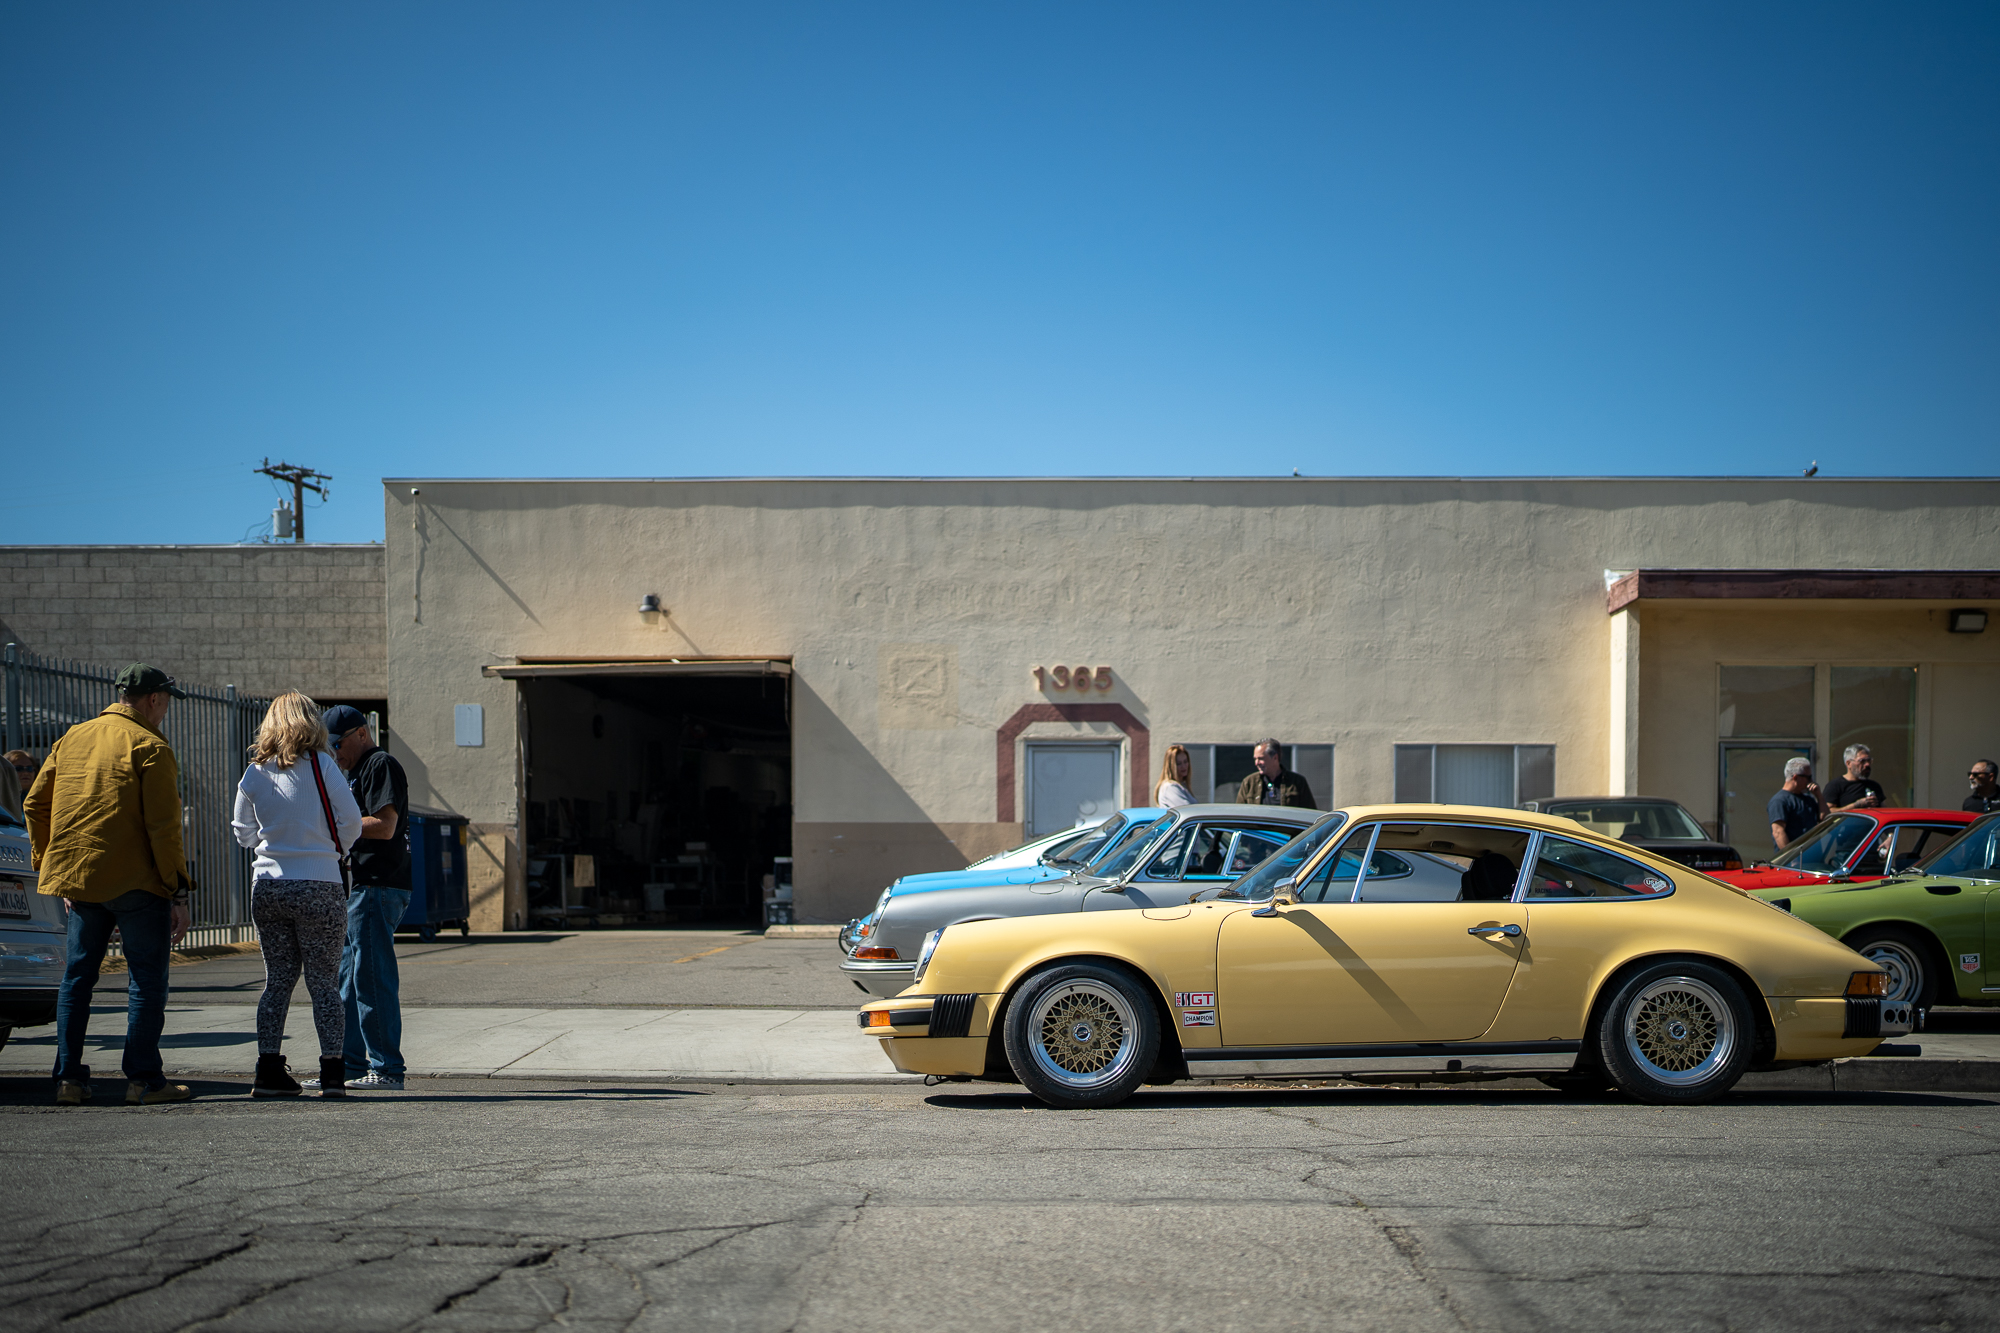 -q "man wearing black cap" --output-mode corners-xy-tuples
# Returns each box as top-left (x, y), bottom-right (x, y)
(319, 705), (411, 1090)
(25, 665), (195, 1106)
